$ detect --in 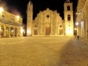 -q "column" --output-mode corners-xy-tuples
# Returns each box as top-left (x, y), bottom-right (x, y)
(3, 26), (6, 37)
(17, 28), (19, 37)
(55, 23), (57, 35)
(44, 24), (45, 36)
(0, 25), (1, 37)
(20, 27), (23, 37)
(8, 27), (11, 37)
(50, 23), (52, 35)
(13, 27), (15, 37)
